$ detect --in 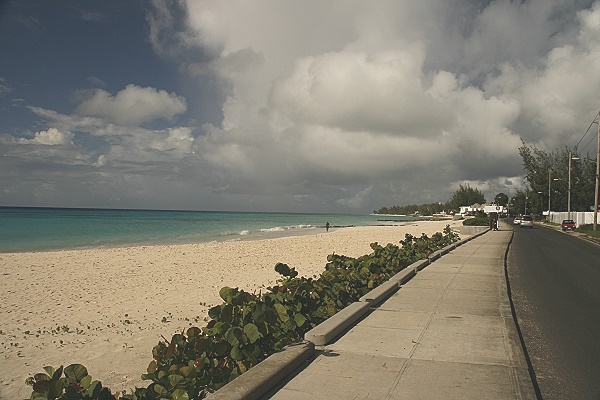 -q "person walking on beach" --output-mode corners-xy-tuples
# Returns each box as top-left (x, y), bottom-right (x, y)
(325, 222), (330, 232)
